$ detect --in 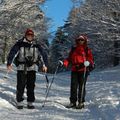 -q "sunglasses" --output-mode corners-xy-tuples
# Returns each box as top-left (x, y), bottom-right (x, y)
(76, 38), (85, 42)
(26, 34), (34, 36)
